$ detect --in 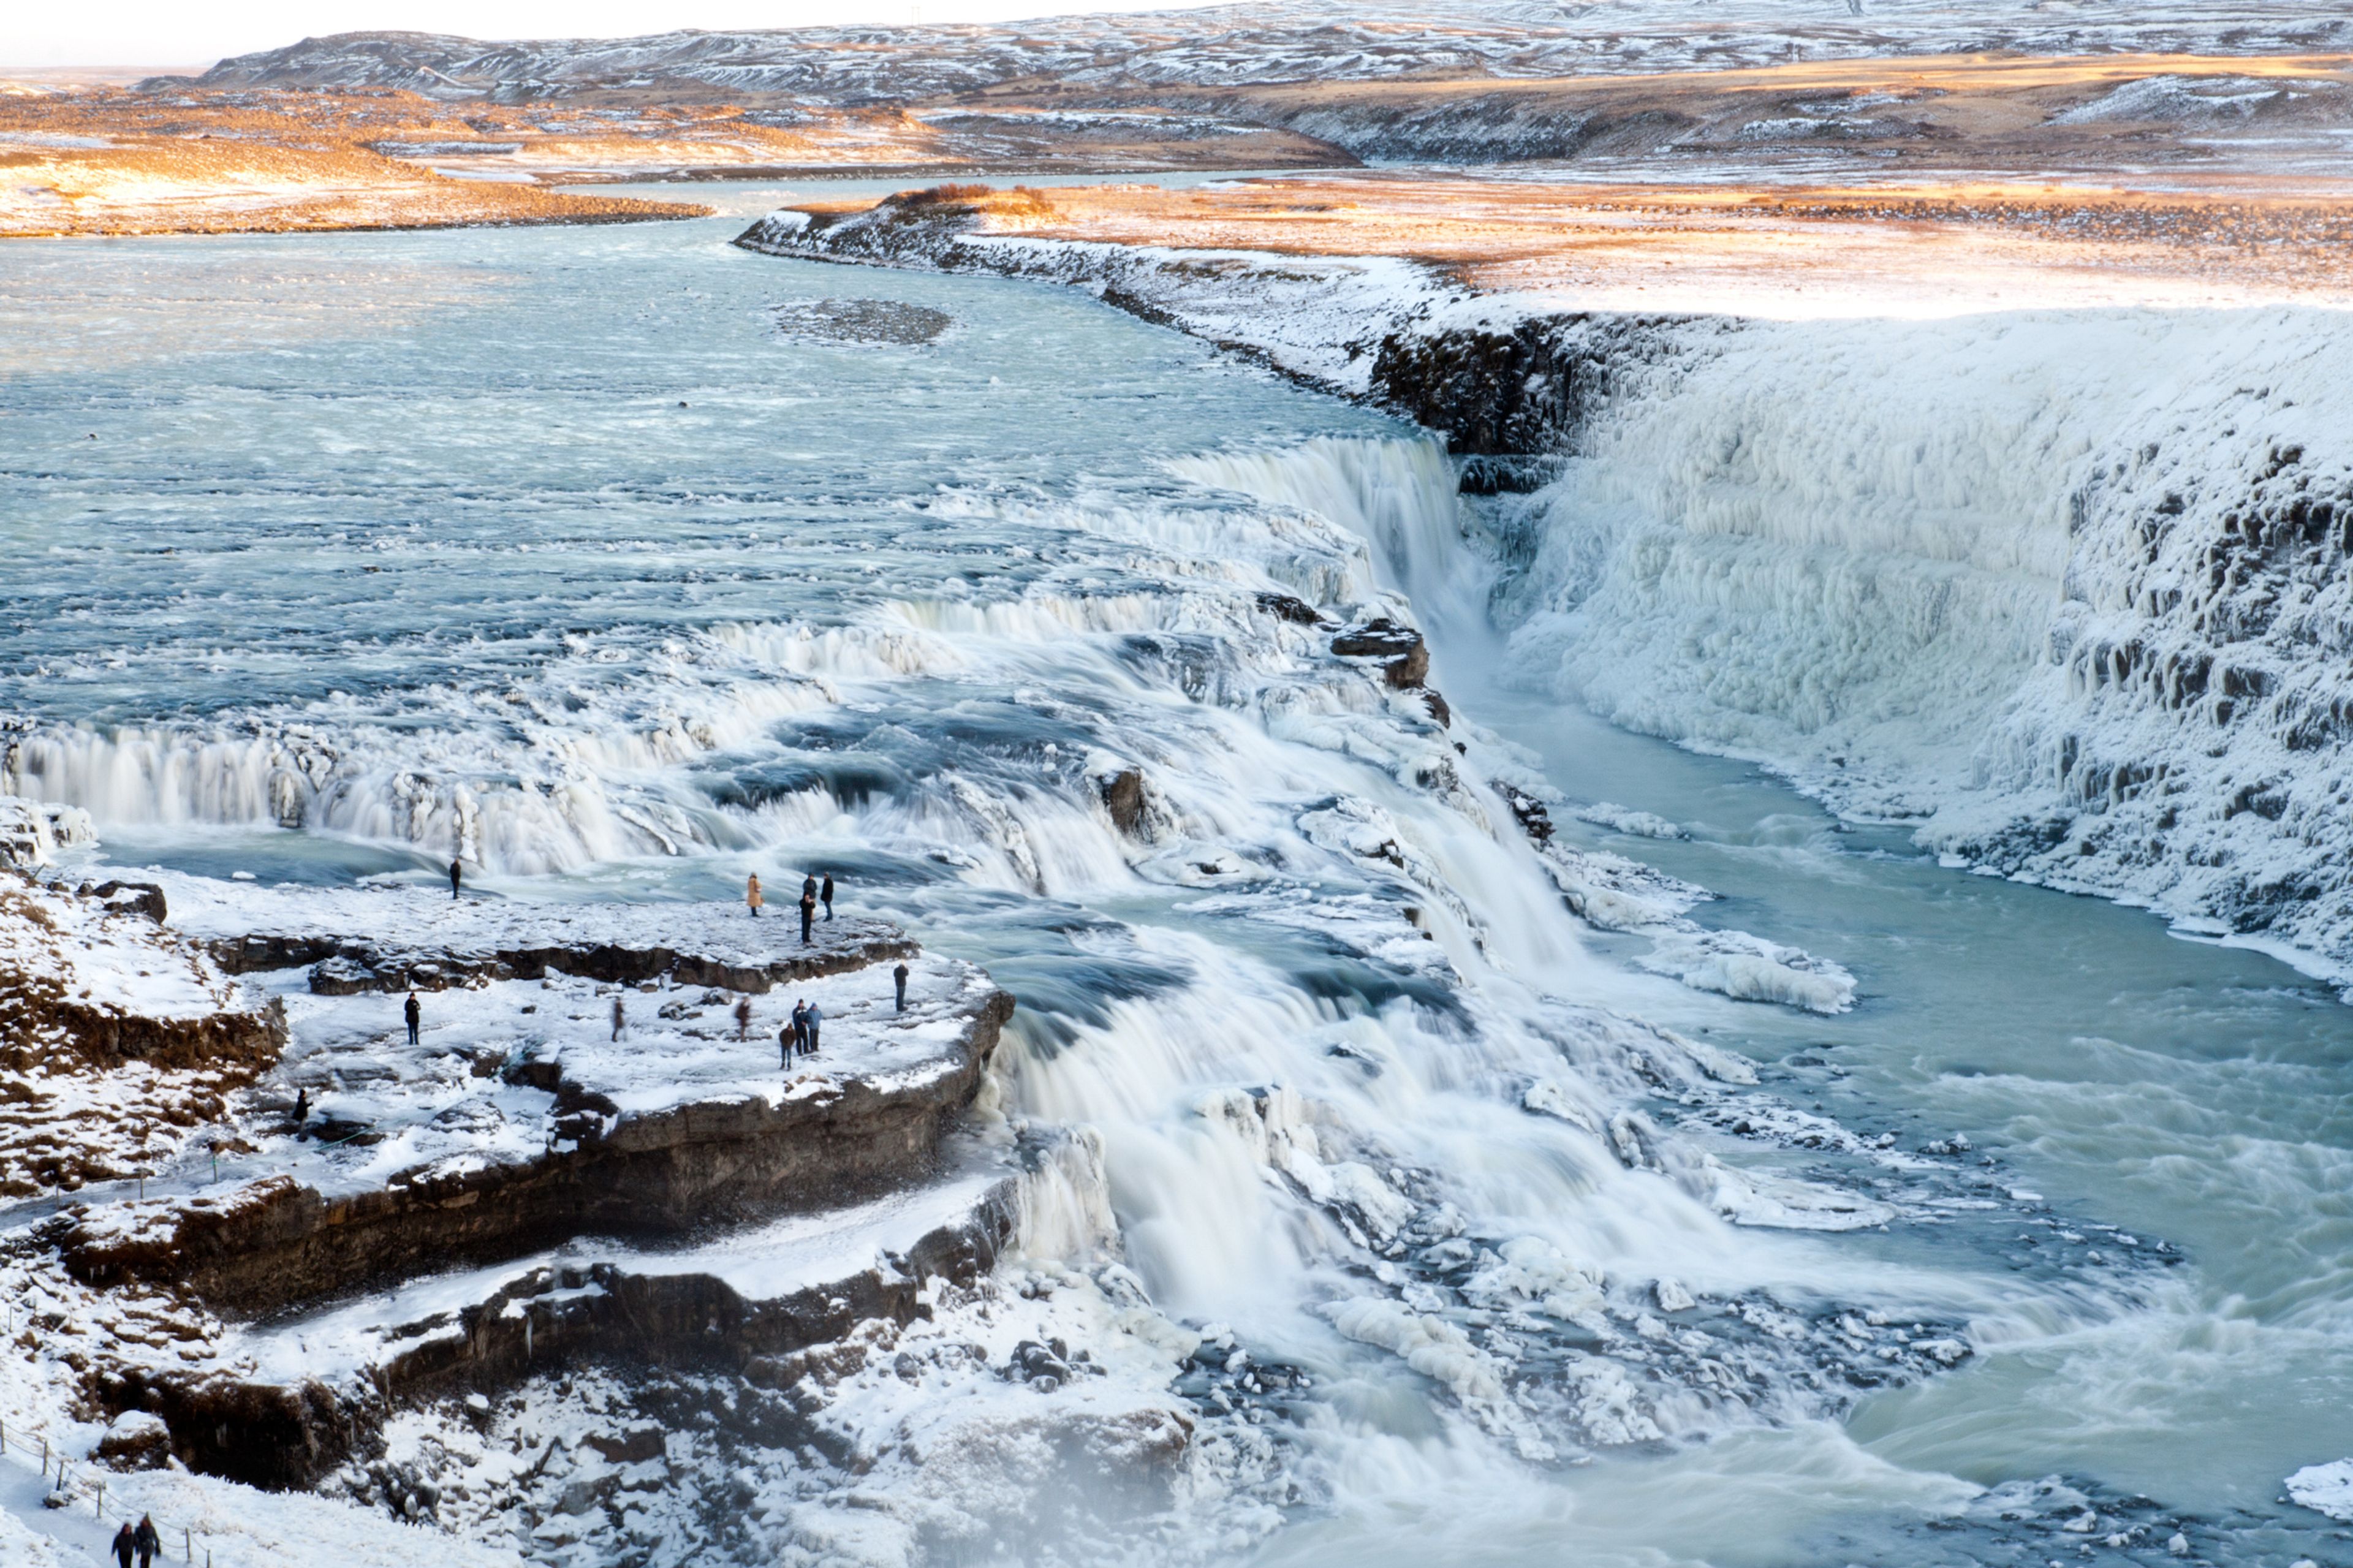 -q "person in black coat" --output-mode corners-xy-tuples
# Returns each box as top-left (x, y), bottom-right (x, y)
(820, 873), (835, 920)
(894, 961), (909, 1013)
(112, 1523), (135, 1568)
(405, 989), (422, 1048)
(449, 858), (463, 900)
(134, 1515), (161, 1568)
(799, 890), (816, 945)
